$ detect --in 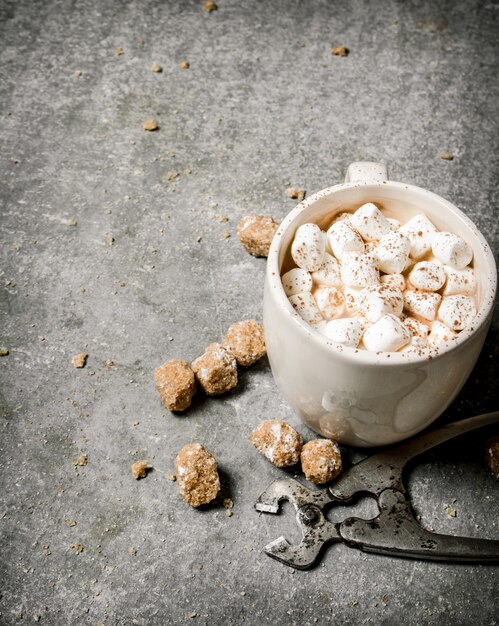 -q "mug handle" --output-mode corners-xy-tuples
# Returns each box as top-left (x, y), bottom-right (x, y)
(344, 161), (388, 183)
